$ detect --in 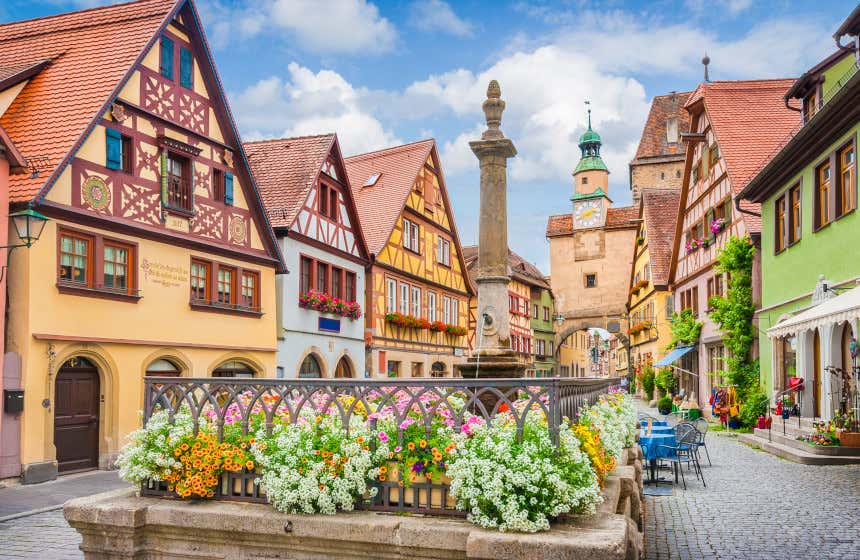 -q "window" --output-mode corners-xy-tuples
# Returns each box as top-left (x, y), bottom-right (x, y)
(411, 362), (424, 378)
(190, 259), (210, 302)
(212, 169), (224, 202)
(216, 266), (235, 305)
(666, 117), (679, 143)
(105, 129), (133, 174)
(680, 287), (699, 316)
(399, 282), (409, 314)
(387, 360), (401, 378)
(838, 143), (855, 217)
(815, 160), (832, 229)
(146, 358), (181, 377)
(443, 296), (452, 324)
(691, 164), (699, 184)
(543, 306), (550, 321)
(331, 266), (342, 298)
(437, 237), (451, 266)
(241, 271), (259, 309)
(532, 304), (539, 319)
(549, 341), (554, 355)
(59, 232), (91, 286)
(298, 355), (322, 379)
(403, 218), (420, 253)
(790, 184), (801, 244)
(451, 298), (459, 326)
(179, 47), (193, 89)
(165, 152), (192, 212)
(428, 292), (437, 322)
(411, 286), (421, 317)
(120, 135), (133, 174)
(160, 36), (174, 79)
(103, 242), (131, 291)
(804, 89), (819, 122)
(585, 274), (597, 288)
(707, 274), (724, 302)
(319, 184), (329, 216)
(345, 272), (356, 302)
(775, 195), (787, 253)
(582, 176), (588, 185)
(316, 262), (328, 293)
(386, 278), (397, 313)
(709, 144), (719, 166)
(300, 257), (312, 294)
(318, 183), (338, 220)
(213, 360), (256, 379)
